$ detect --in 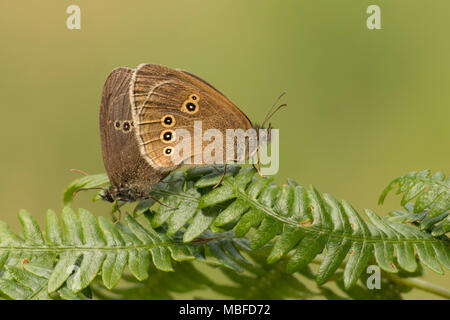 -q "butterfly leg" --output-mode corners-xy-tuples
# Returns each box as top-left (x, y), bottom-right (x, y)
(159, 178), (183, 185)
(113, 200), (135, 224)
(141, 195), (179, 210)
(213, 164), (227, 189)
(255, 146), (266, 178)
(112, 200), (124, 224)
